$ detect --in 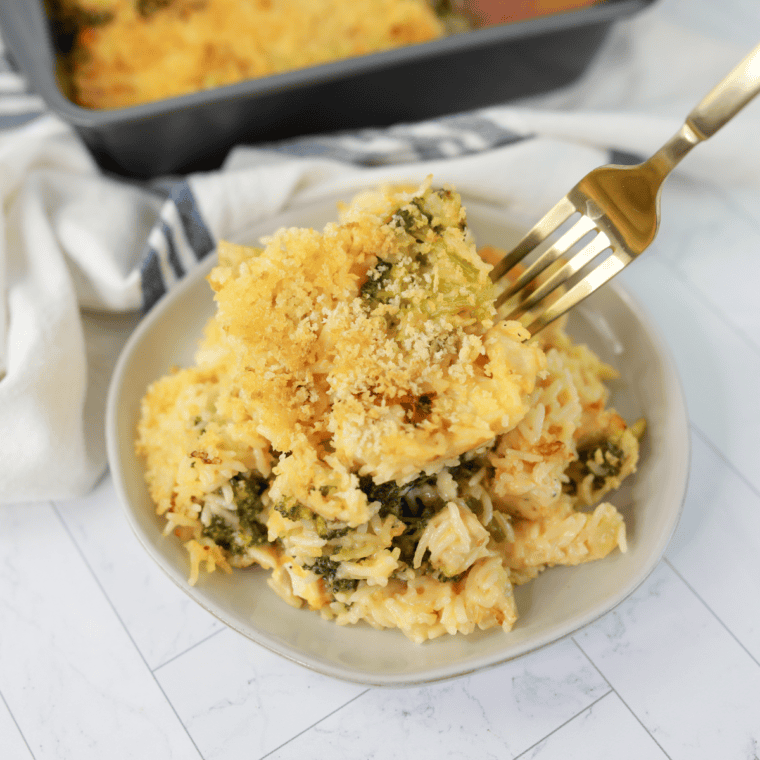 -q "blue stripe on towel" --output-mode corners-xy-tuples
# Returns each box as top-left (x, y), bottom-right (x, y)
(140, 252), (167, 313)
(268, 114), (529, 166)
(170, 181), (215, 262)
(161, 221), (186, 280)
(140, 181), (216, 311)
(0, 111), (44, 130)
